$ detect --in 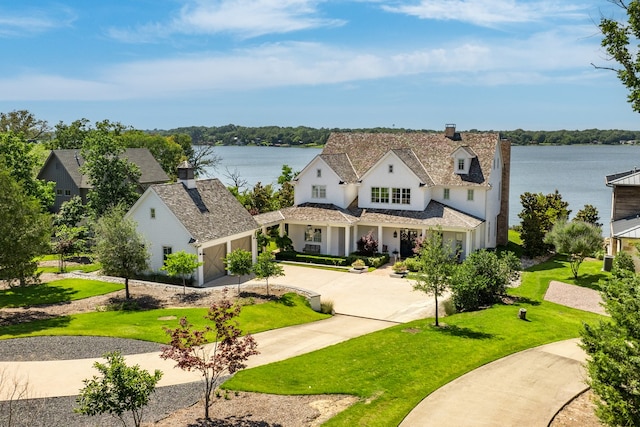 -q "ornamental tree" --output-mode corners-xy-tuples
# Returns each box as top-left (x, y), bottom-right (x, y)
(161, 294), (259, 420)
(252, 251), (284, 296)
(581, 273), (640, 426)
(75, 351), (162, 427)
(412, 228), (456, 327)
(544, 220), (603, 279)
(518, 190), (570, 257)
(93, 205), (149, 299)
(223, 248), (253, 294)
(161, 251), (202, 294)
